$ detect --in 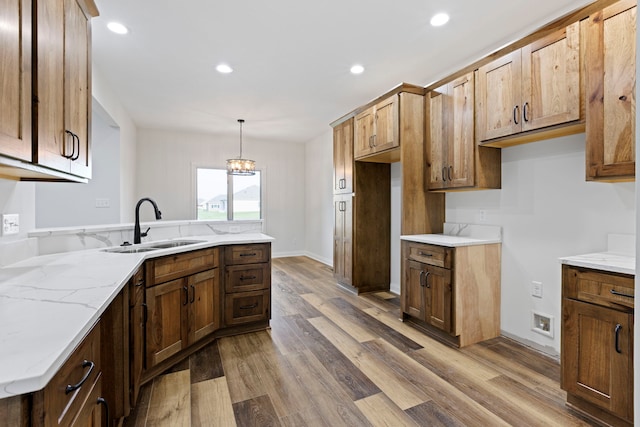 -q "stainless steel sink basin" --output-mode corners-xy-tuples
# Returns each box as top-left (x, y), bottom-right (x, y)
(148, 240), (205, 249)
(103, 239), (206, 254)
(103, 246), (159, 254)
